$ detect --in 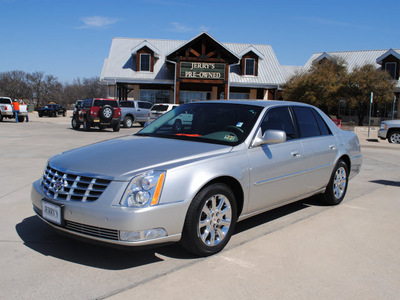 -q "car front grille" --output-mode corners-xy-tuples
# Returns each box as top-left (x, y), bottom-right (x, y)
(33, 205), (120, 241)
(41, 165), (112, 202)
